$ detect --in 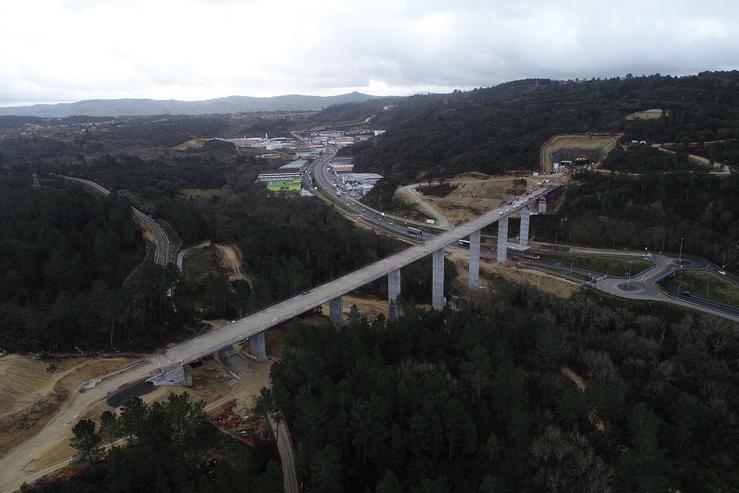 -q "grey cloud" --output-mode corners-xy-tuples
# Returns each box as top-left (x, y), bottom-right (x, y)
(0, 0), (738, 104)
